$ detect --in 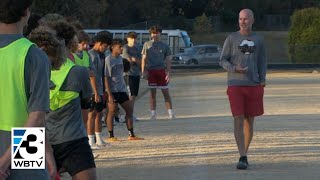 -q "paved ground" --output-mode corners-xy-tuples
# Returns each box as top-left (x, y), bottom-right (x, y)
(62, 71), (320, 180)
